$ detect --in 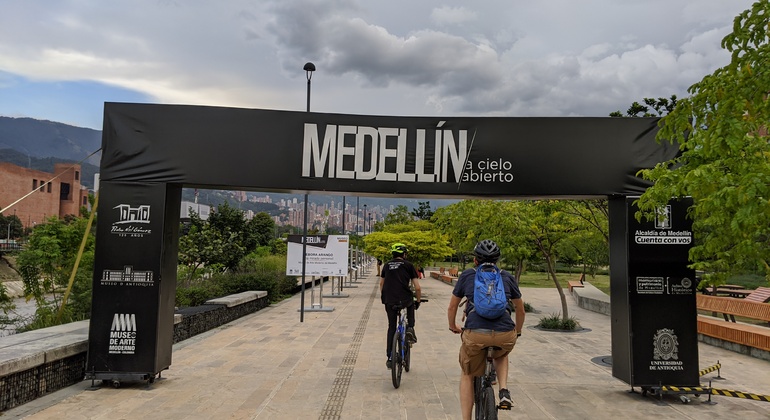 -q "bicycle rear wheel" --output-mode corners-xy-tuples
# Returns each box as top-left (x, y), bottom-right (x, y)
(473, 377), (483, 419)
(403, 338), (411, 372)
(481, 386), (497, 420)
(391, 330), (402, 388)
